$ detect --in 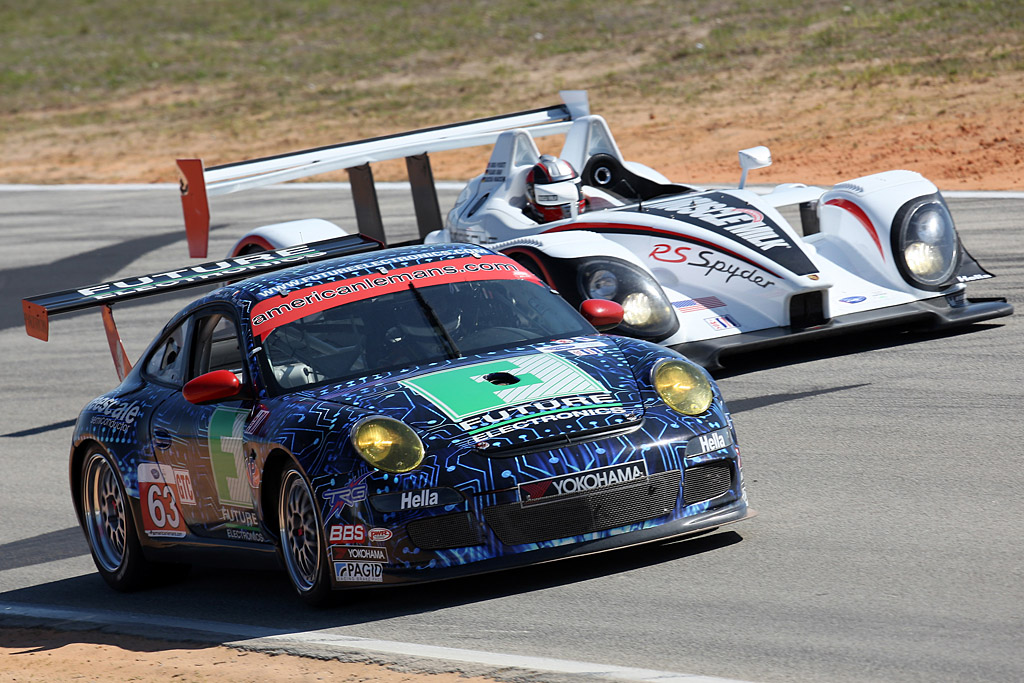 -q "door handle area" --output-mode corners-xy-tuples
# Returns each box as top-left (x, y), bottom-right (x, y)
(153, 428), (172, 449)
